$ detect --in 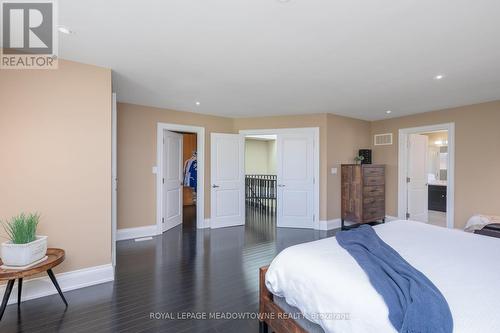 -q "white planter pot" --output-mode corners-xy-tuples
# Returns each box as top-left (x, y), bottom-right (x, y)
(1, 236), (48, 267)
